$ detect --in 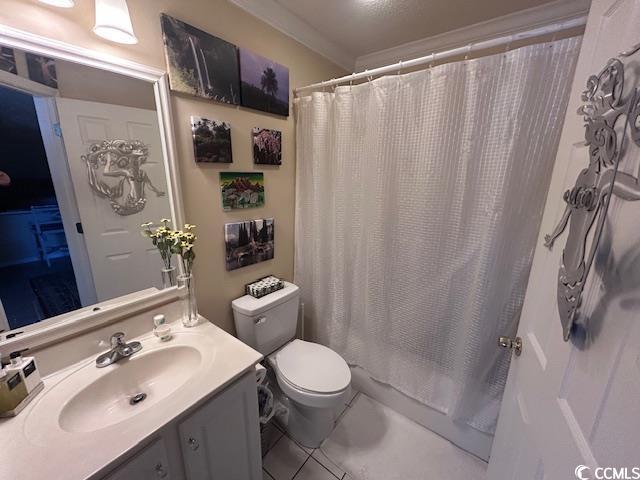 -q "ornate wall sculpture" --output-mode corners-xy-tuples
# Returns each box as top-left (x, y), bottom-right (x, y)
(82, 140), (165, 216)
(545, 47), (640, 341)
